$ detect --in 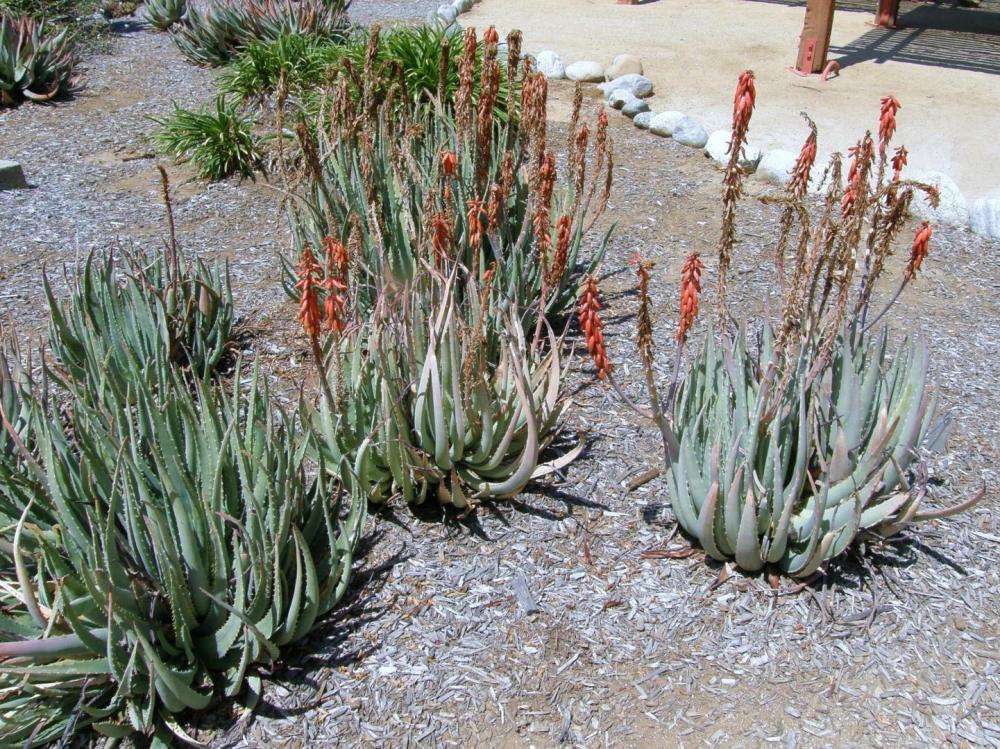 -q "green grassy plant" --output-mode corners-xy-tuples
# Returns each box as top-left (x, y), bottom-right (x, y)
(152, 96), (262, 180)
